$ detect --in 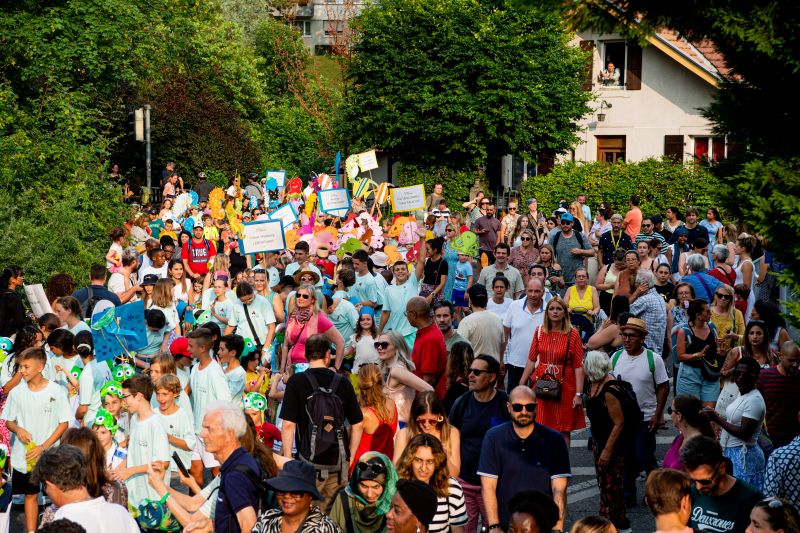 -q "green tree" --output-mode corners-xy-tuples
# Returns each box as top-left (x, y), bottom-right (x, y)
(342, 0), (592, 169)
